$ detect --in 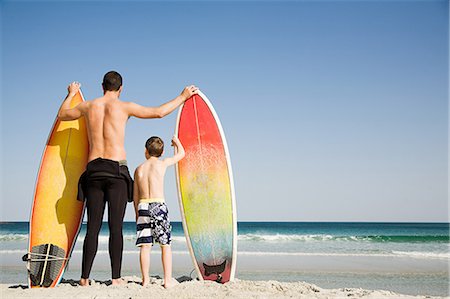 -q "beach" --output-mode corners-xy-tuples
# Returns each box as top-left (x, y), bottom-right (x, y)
(1, 222), (449, 298)
(1, 276), (448, 299)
